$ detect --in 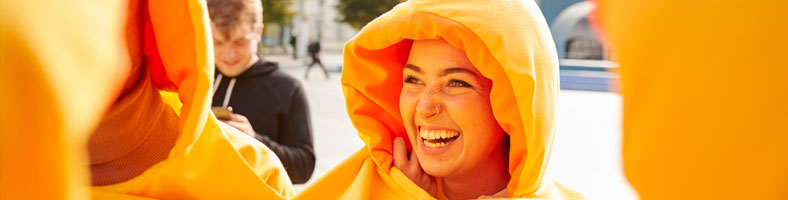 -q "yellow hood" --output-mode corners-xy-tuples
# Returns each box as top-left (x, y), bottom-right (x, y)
(1, 0), (293, 199)
(299, 0), (576, 198)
